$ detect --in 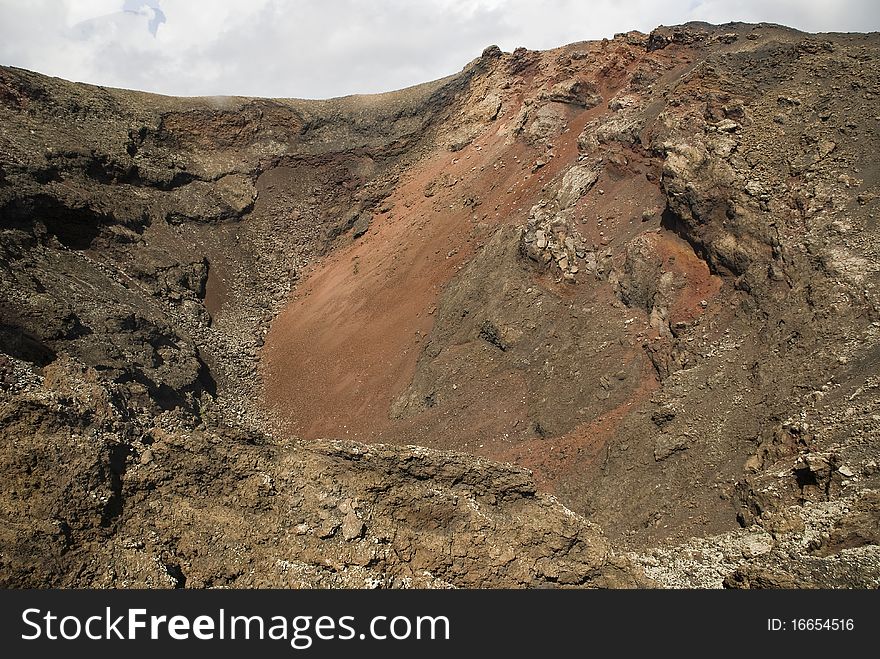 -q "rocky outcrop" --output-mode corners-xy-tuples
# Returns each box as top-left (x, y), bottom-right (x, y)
(520, 211), (589, 282)
(542, 78), (603, 108)
(0, 375), (646, 587)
